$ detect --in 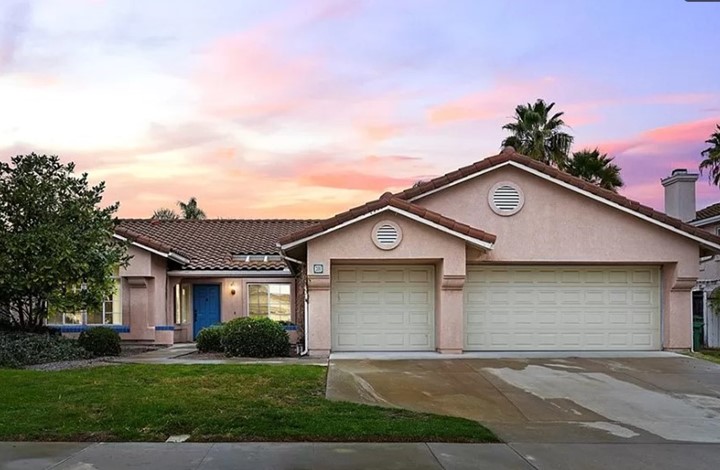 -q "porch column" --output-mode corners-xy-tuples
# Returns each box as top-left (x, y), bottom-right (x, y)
(307, 274), (331, 356)
(437, 274), (465, 354)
